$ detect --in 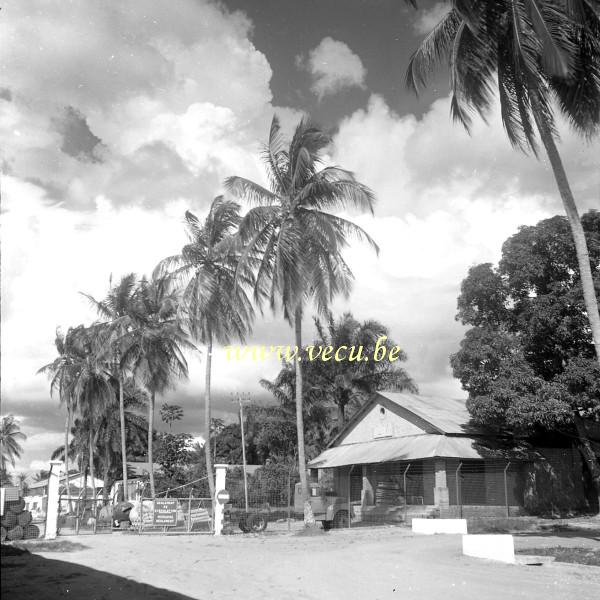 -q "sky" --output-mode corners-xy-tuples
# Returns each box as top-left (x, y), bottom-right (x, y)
(1, 0), (598, 473)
